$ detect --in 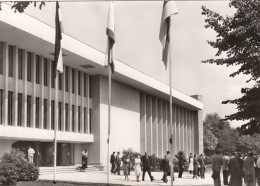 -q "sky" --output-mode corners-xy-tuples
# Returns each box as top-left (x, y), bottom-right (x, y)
(21, 1), (255, 128)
